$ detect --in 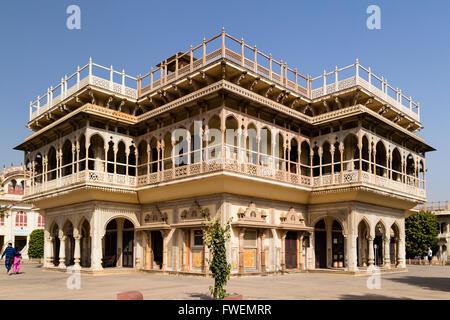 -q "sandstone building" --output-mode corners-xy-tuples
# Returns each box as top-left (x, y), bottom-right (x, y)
(15, 30), (433, 274)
